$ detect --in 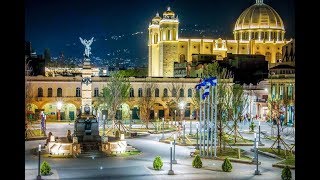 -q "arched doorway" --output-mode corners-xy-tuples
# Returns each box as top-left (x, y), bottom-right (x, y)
(42, 102), (77, 121)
